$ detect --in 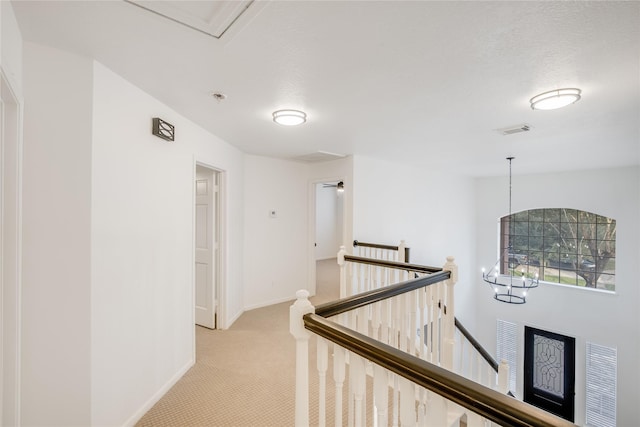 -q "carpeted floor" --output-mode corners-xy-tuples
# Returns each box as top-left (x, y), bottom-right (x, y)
(136, 258), (341, 427)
